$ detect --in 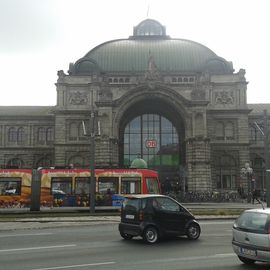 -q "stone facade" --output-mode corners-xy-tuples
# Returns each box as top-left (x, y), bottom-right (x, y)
(0, 19), (269, 192)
